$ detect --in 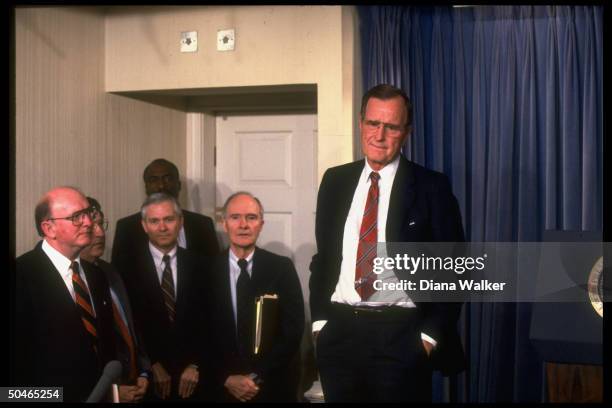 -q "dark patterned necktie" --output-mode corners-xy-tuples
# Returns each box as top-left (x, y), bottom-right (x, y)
(236, 258), (254, 359)
(161, 255), (176, 324)
(355, 171), (380, 300)
(71, 261), (98, 352)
